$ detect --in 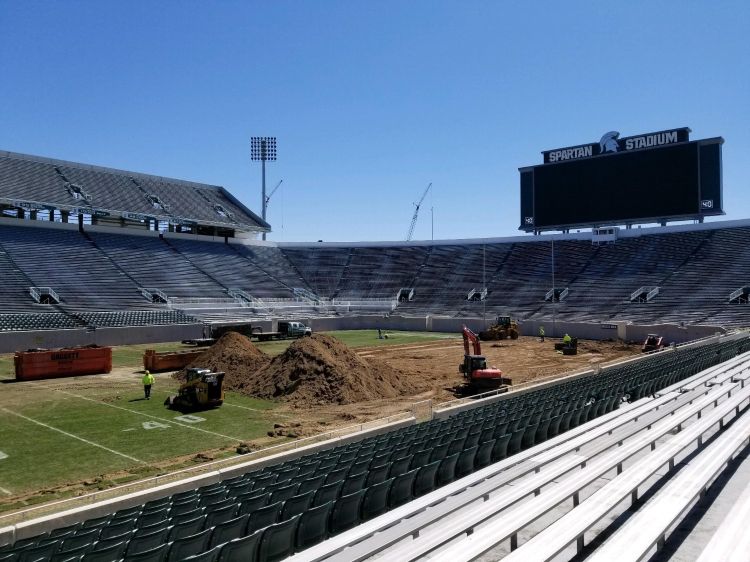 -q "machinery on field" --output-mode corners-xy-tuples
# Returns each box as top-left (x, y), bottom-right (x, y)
(165, 368), (225, 411)
(478, 316), (519, 341)
(554, 336), (578, 355)
(642, 333), (666, 353)
(459, 326), (512, 390)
